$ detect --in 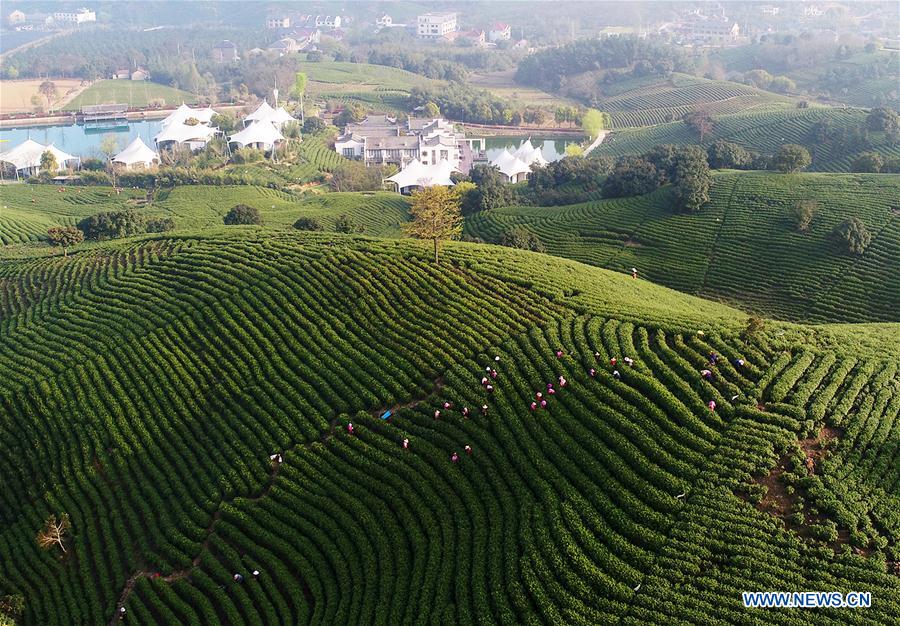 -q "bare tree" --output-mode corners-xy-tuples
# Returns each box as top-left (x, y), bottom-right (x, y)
(36, 513), (71, 554)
